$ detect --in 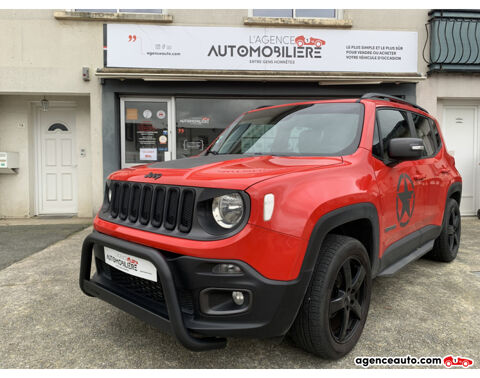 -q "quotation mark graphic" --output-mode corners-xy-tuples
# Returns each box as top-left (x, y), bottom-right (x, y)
(128, 35), (137, 42)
